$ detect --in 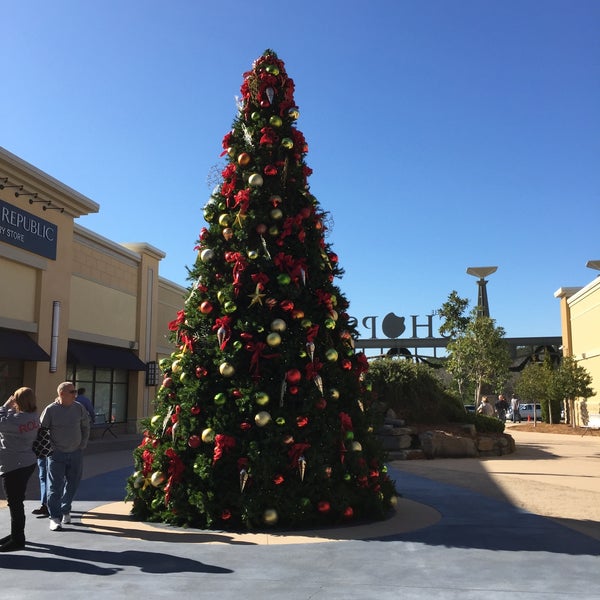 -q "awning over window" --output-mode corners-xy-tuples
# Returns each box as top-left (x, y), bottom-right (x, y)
(67, 340), (146, 371)
(0, 329), (50, 361)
